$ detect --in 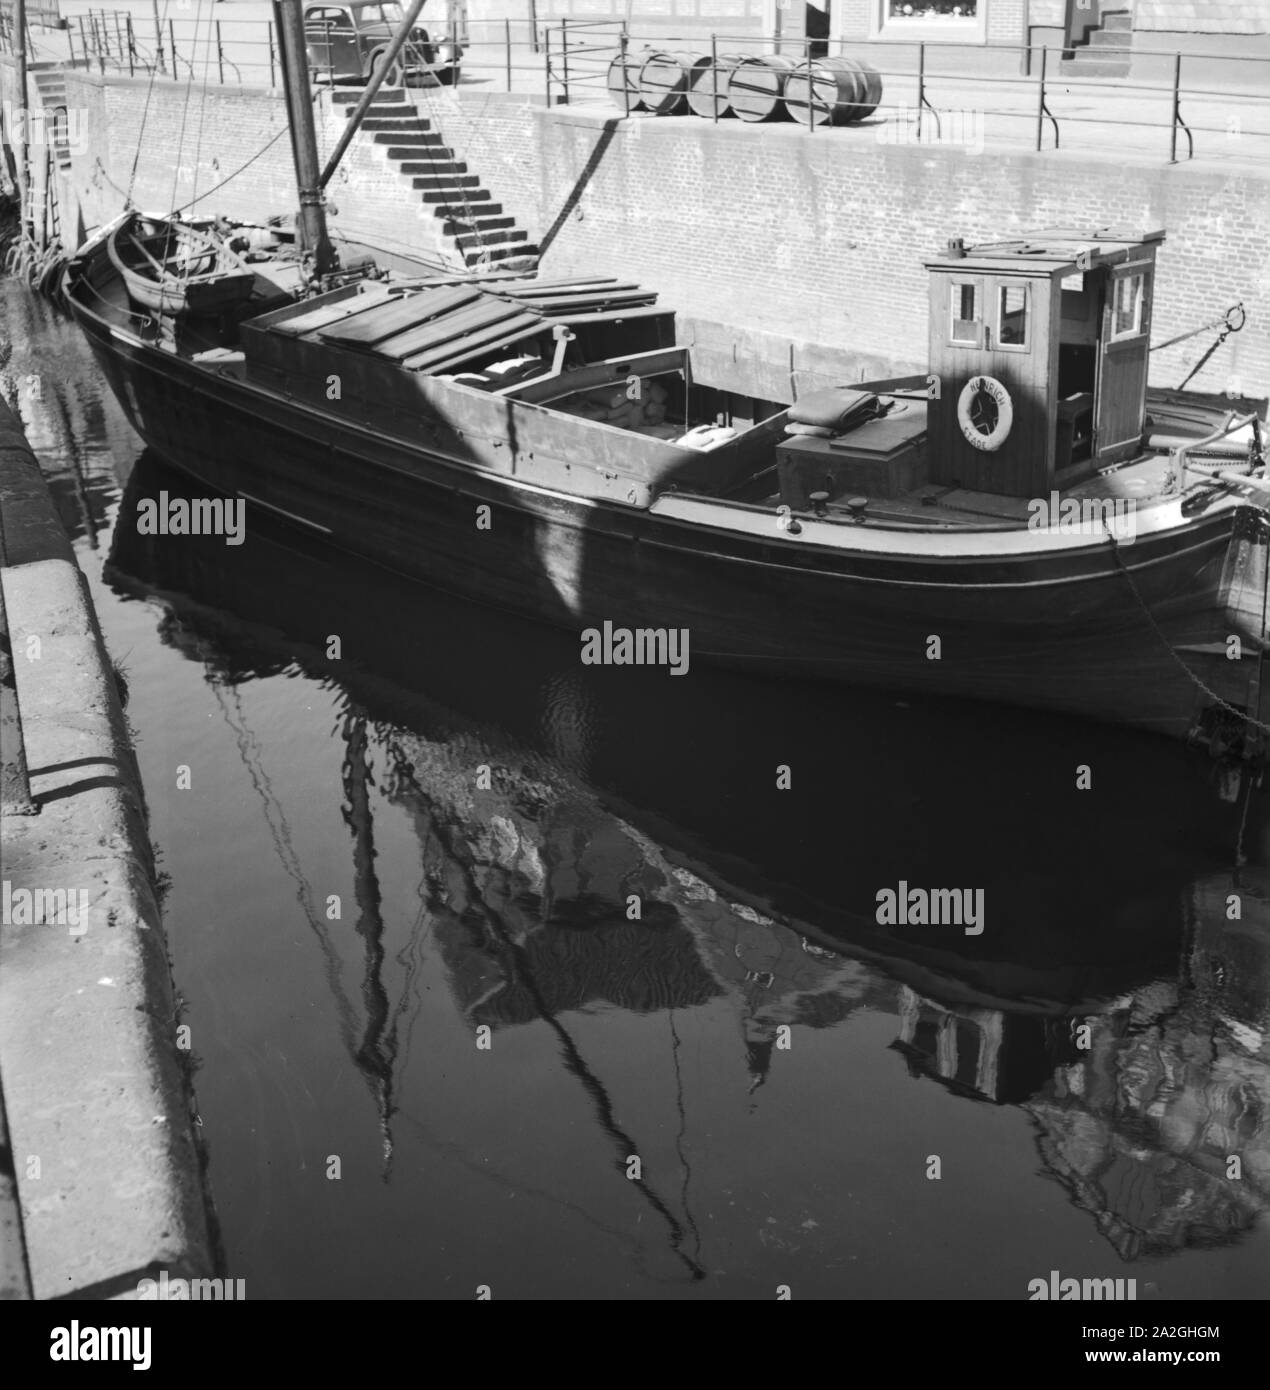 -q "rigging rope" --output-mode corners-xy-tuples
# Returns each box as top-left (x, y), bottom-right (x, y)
(167, 0), (205, 221)
(126, 0), (173, 206)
